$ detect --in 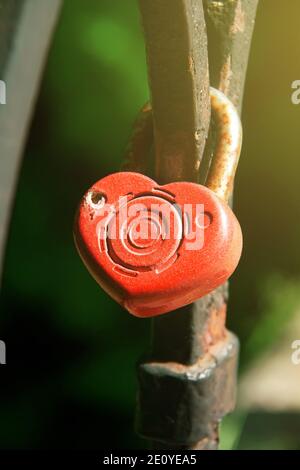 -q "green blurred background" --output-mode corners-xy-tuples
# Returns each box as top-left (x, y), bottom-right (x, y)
(1, 0), (300, 449)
